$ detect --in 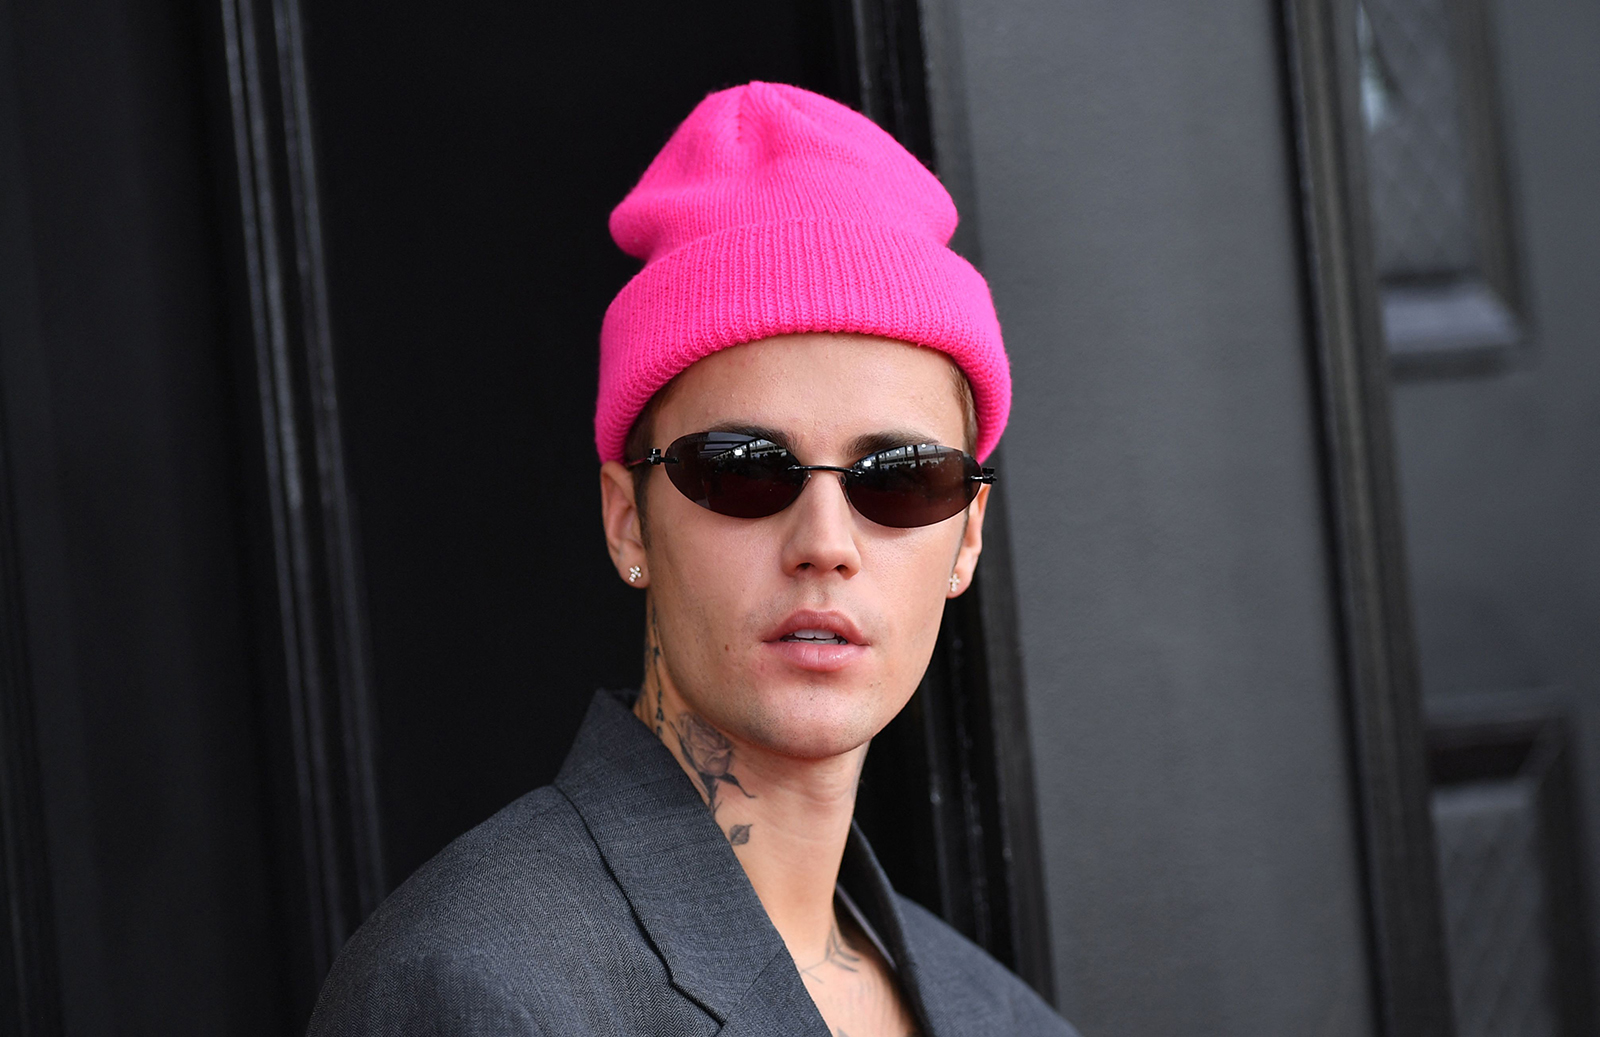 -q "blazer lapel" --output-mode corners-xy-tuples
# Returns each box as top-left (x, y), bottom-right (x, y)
(554, 690), (830, 1034)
